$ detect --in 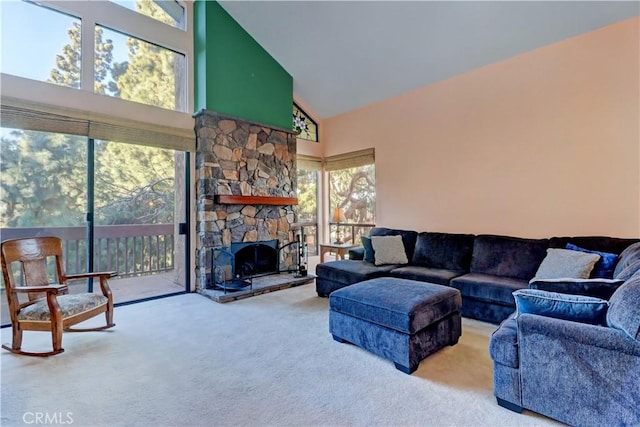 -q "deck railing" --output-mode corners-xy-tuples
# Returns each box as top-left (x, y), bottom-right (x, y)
(330, 223), (376, 246)
(0, 224), (175, 279)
